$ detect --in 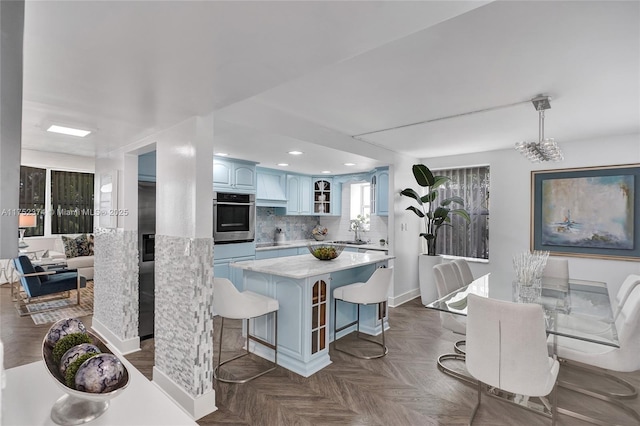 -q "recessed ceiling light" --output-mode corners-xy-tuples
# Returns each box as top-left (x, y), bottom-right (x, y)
(277, 163), (289, 167)
(288, 151), (303, 155)
(321, 170), (332, 174)
(344, 162), (356, 166)
(215, 152), (229, 157)
(46, 125), (91, 137)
